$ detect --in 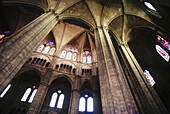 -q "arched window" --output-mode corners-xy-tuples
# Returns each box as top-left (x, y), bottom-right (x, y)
(21, 88), (32, 102)
(49, 92), (58, 107)
(57, 94), (65, 109)
(49, 47), (56, 55)
(79, 97), (86, 112)
(0, 84), (11, 98)
(66, 51), (72, 60)
(42, 46), (50, 54)
(72, 53), (77, 61)
(49, 90), (65, 109)
(79, 95), (94, 112)
(36, 44), (45, 52)
(87, 97), (94, 112)
(60, 50), (66, 58)
(87, 55), (91, 63)
(28, 89), (37, 103)
(82, 55), (87, 63)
